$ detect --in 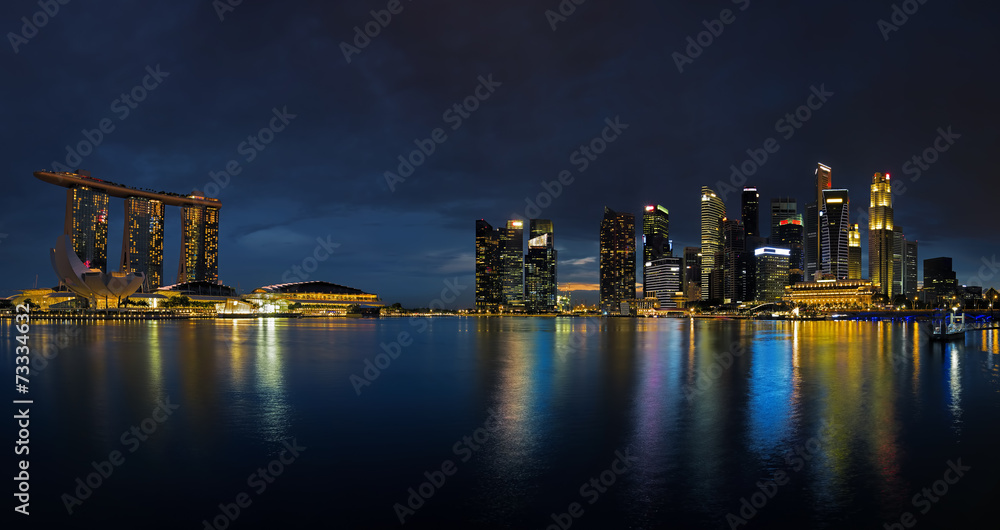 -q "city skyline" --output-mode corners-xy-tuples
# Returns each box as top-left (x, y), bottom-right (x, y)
(1, 2), (998, 308)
